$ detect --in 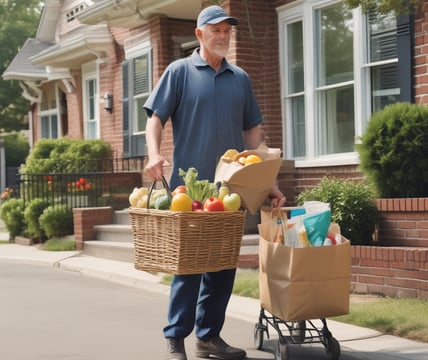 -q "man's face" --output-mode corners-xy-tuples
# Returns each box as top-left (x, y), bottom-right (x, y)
(199, 21), (233, 58)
